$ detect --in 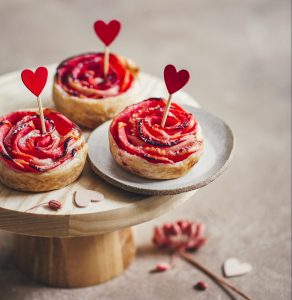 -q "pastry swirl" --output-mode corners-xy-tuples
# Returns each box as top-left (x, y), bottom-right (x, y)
(53, 52), (140, 129)
(0, 108), (87, 191)
(109, 98), (204, 179)
(55, 52), (137, 99)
